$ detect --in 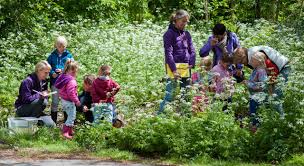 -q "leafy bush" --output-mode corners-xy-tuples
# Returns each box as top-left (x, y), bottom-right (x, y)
(0, 19), (303, 163)
(74, 123), (112, 151)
